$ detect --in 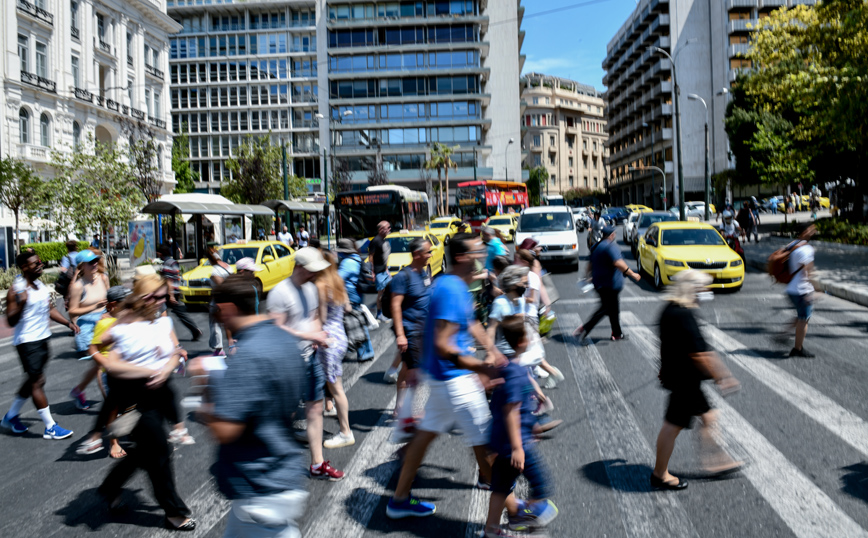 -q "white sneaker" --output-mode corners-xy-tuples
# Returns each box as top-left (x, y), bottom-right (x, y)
(323, 431), (355, 449)
(384, 367), (399, 384)
(550, 366), (565, 383)
(323, 406), (337, 417)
